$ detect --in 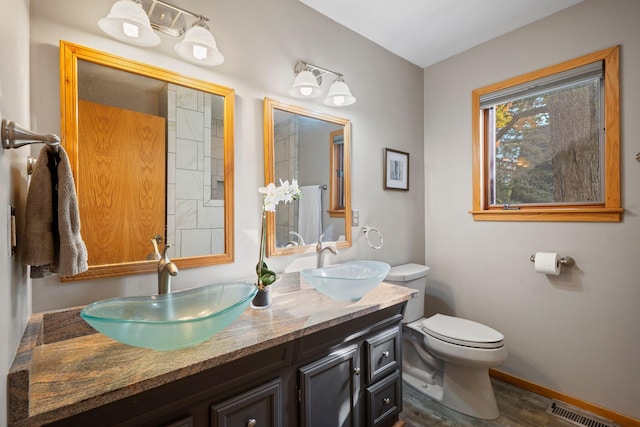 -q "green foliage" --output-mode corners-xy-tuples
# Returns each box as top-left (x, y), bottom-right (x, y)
(494, 94), (553, 204)
(256, 260), (276, 286)
(495, 103), (513, 131)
